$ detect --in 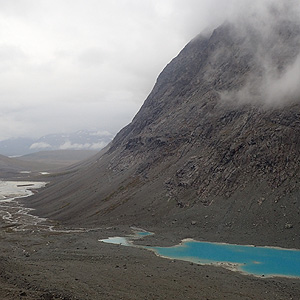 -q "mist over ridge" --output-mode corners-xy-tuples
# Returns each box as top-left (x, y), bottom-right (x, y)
(1, 0), (300, 141)
(211, 0), (300, 106)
